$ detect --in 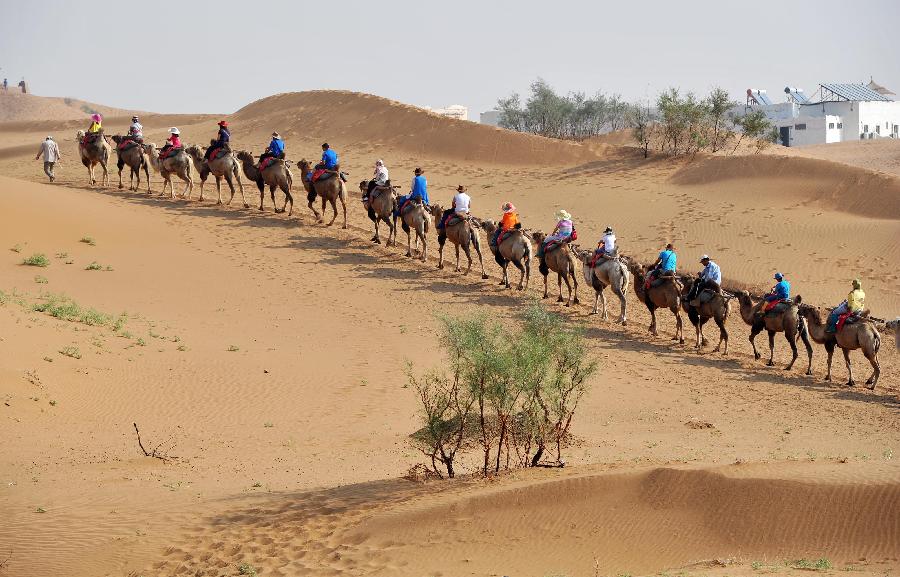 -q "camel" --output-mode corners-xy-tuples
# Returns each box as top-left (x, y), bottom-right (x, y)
(75, 130), (110, 187)
(391, 197), (430, 261)
(532, 232), (579, 306)
(798, 306), (881, 389)
(480, 221), (532, 291)
(680, 277), (730, 354)
(359, 181), (397, 245)
(627, 260), (685, 344)
(430, 204), (488, 278)
(110, 135), (150, 192)
(572, 247), (629, 324)
(235, 151), (293, 214)
(143, 143), (194, 199)
(735, 291), (812, 373)
(297, 159), (346, 228)
(186, 146), (248, 207)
